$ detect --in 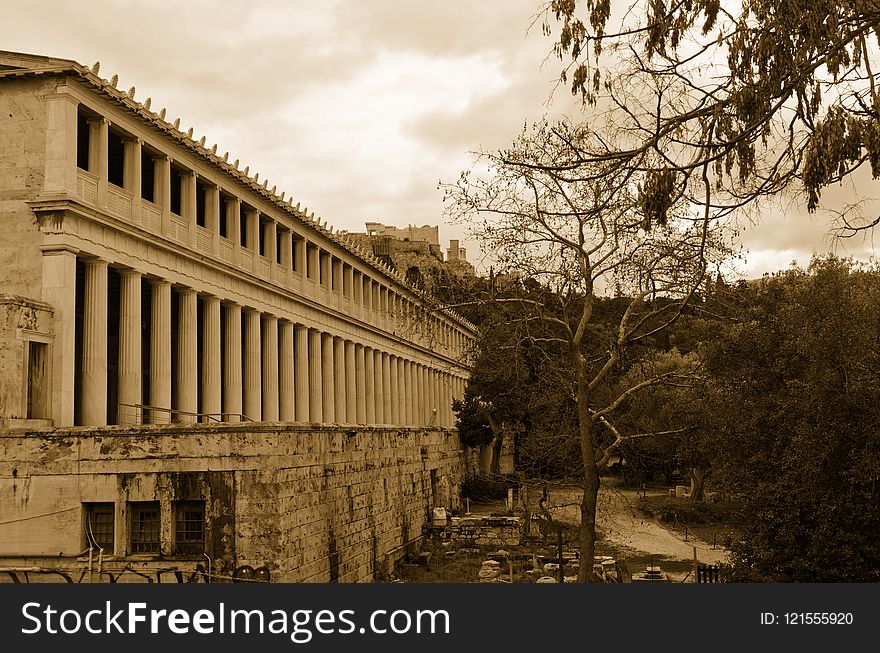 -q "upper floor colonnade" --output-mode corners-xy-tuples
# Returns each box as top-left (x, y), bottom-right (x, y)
(16, 64), (474, 428)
